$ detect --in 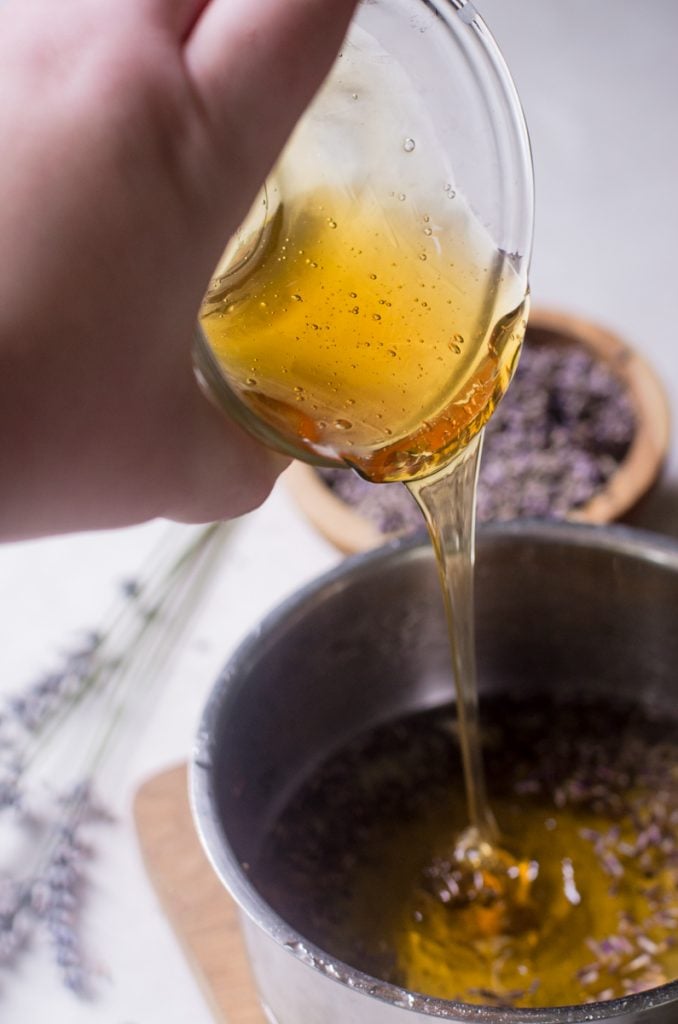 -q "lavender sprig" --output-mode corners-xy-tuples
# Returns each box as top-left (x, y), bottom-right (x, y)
(0, 634), (103, 814)
(0, 521), (233, 996)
